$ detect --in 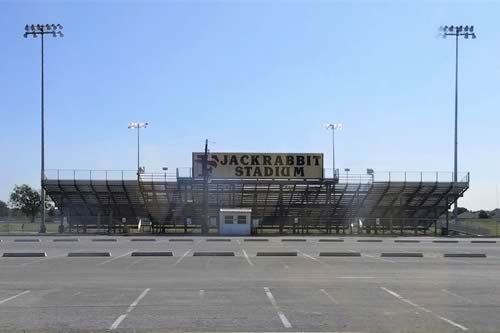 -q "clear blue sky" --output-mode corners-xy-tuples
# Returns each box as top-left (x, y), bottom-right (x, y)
(1, 0), (499, 210)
